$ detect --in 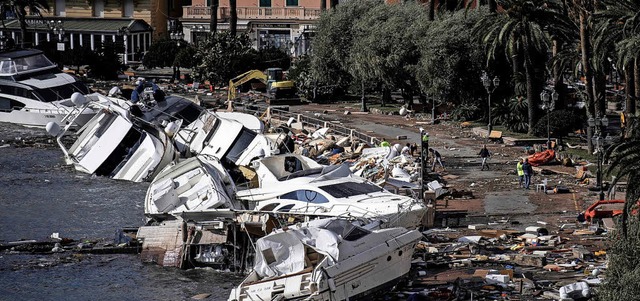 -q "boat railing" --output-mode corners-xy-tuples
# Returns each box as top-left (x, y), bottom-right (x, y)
(236, 106), (382, 147)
